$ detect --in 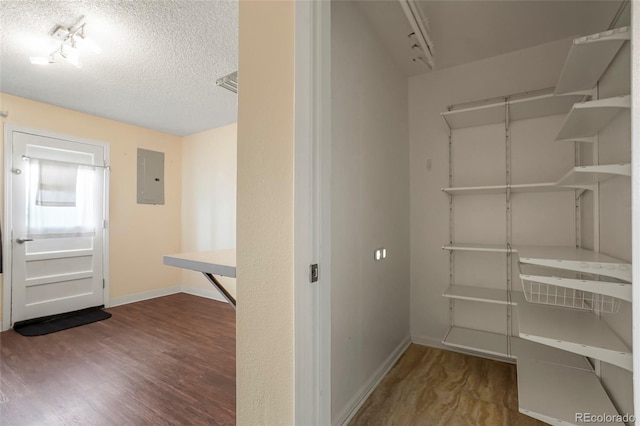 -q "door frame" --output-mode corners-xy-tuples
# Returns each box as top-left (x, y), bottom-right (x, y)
(294, 0), (331, 424)
(2, 124), (111, 330)
(631, 0), (639, 416)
